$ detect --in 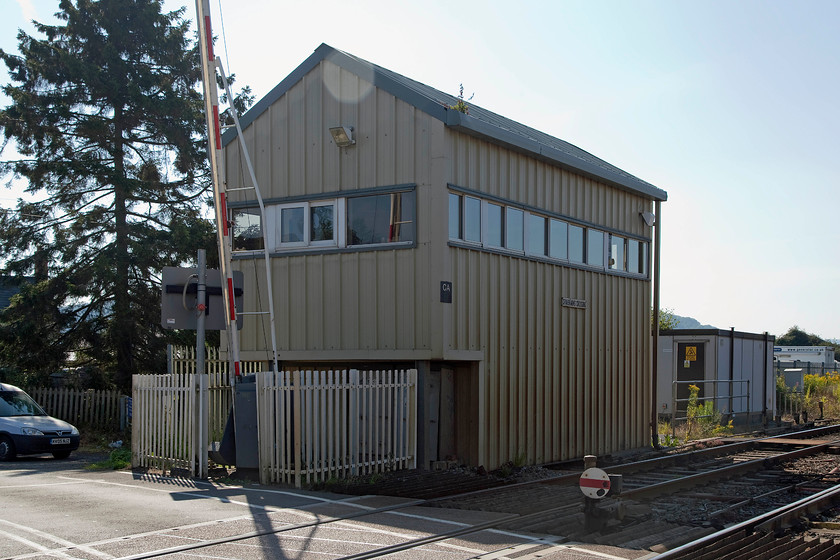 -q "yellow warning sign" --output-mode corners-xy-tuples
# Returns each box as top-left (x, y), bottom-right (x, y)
(686, 346), (697, 361)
